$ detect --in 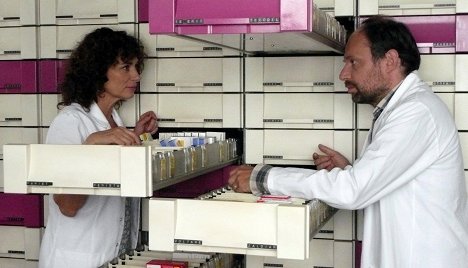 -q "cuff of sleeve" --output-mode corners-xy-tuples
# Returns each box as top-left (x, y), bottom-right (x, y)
(250, 164), (273, 196)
